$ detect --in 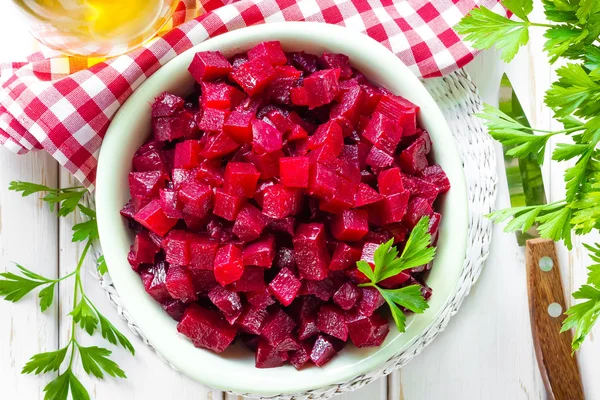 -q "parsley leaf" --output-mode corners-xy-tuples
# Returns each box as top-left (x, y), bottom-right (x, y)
(22, 346), (69, 375)
(98, 312), (135, 355)
(561, 284), (600, 351)
(0, 264), (53, 303)
(357, 217), (435, 333)
(455, 7), (530, 62)
(78, 345), (127, 379)
(9, 181), (86, 217)
(43, 370), (71, 400)
(70, 298), (99, 336)
(97, 255), (108, 276)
